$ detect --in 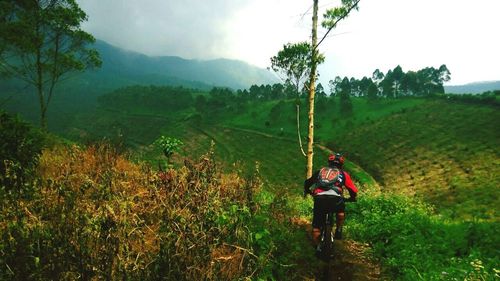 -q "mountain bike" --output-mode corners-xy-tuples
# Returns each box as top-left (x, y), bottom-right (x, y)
(315, 197), (355, 261)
